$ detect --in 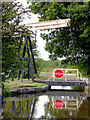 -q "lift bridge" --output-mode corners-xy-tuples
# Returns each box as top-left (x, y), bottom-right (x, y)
(15, 18), (88, 87)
